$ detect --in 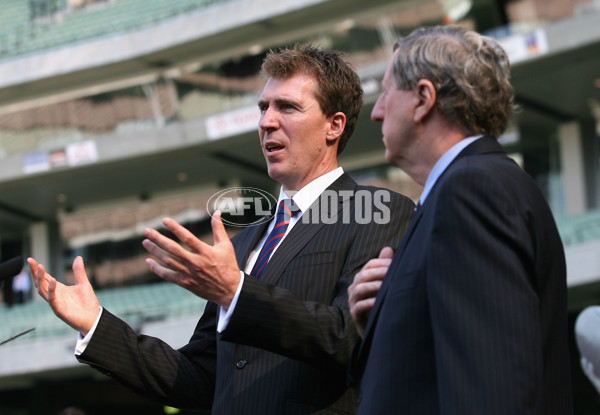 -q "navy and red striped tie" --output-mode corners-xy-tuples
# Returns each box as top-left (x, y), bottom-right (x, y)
(251, 199), (297, 278)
